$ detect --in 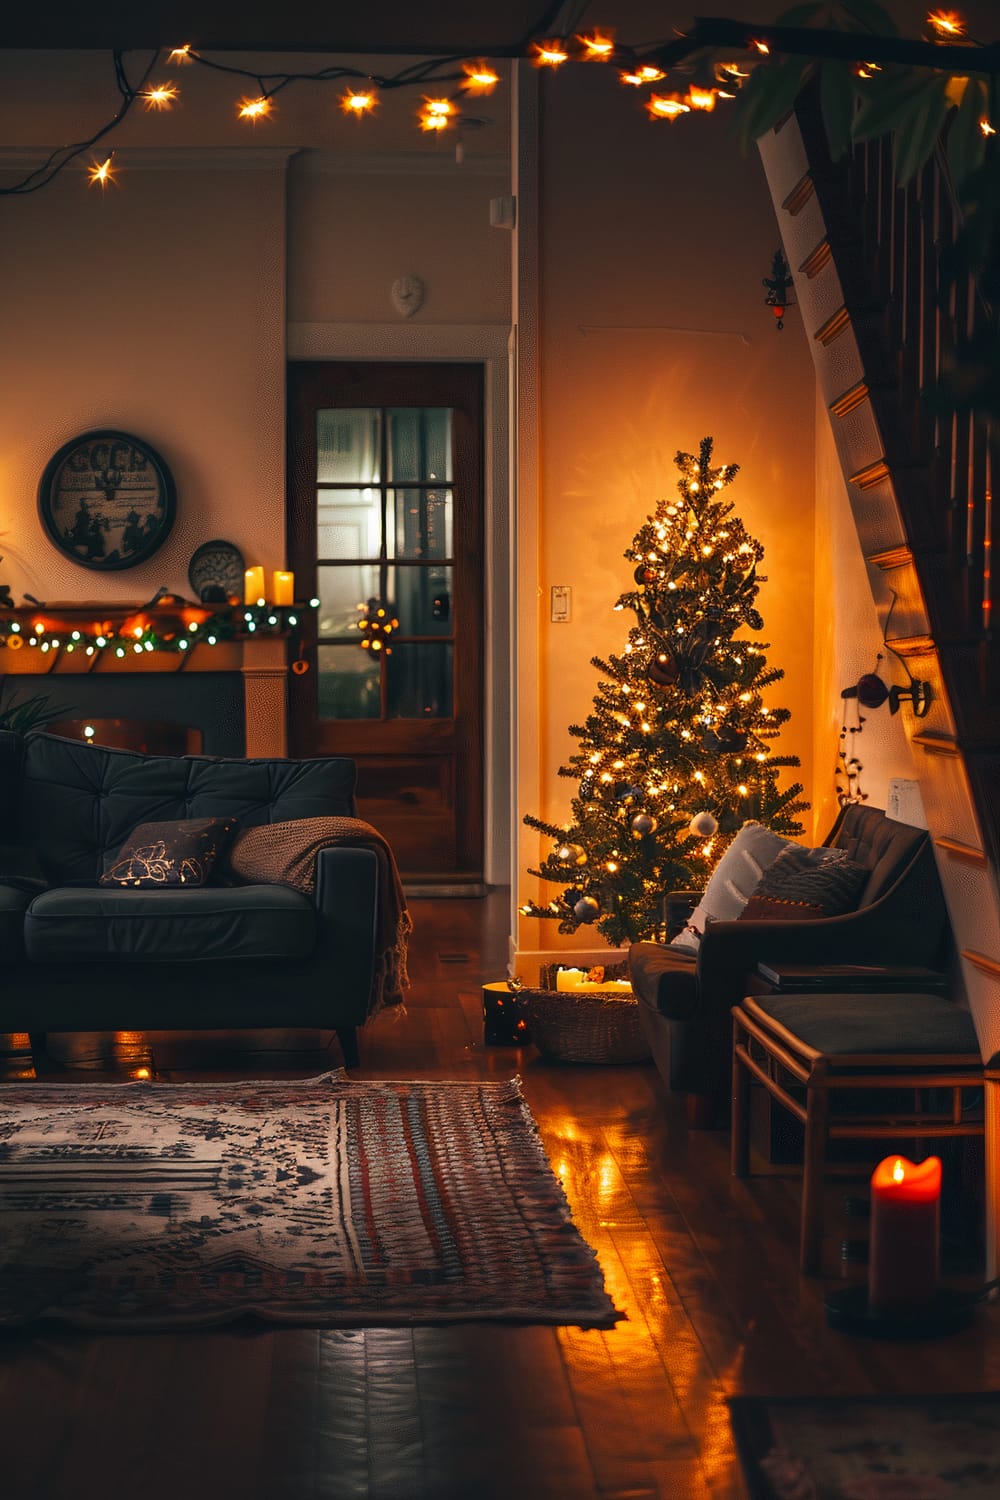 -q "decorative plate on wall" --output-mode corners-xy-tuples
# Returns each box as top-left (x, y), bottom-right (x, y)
(38, 430), (176, 572)
(188, 539), (245, 603)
